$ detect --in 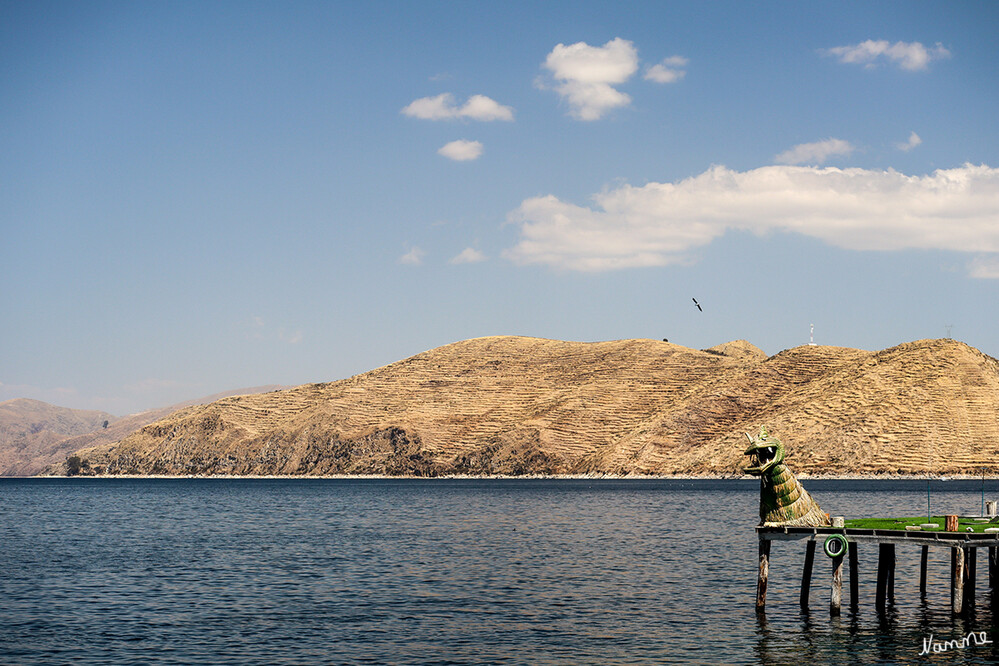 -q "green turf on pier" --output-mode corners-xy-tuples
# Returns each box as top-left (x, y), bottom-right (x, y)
(843, 516), (999, 532)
